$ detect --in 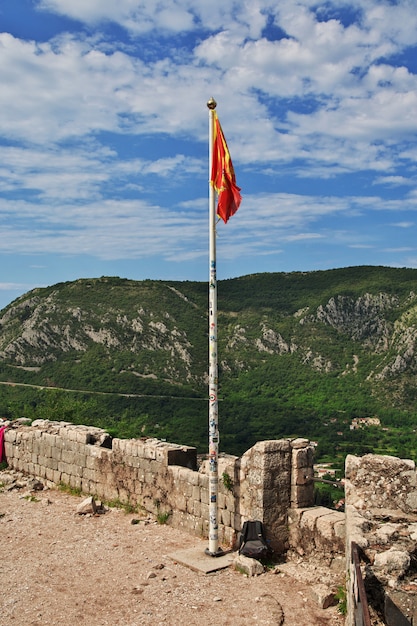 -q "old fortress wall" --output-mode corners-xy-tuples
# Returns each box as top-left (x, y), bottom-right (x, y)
(6, 420), (417, 623)
(3, 419), (332, 553)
